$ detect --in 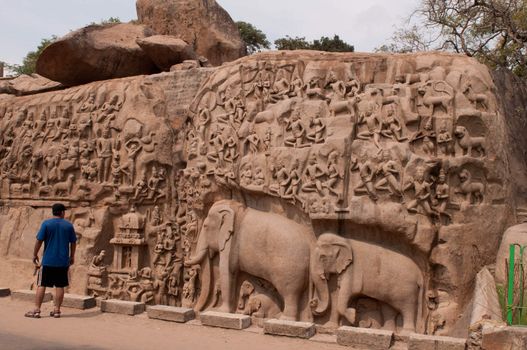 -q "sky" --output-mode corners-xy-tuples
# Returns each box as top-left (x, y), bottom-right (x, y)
(0, 0), (418, 66)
